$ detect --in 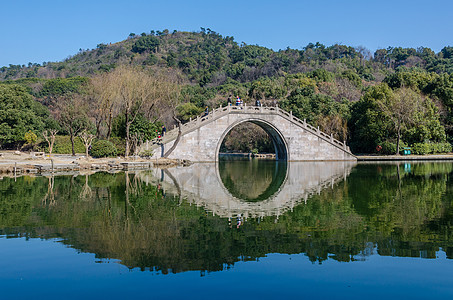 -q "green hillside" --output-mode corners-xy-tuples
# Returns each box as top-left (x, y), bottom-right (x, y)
(1, 29), (453, 155)
(2, 29), (453, 82)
